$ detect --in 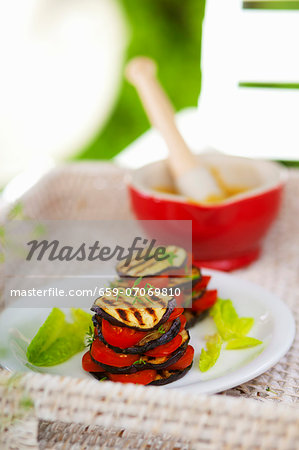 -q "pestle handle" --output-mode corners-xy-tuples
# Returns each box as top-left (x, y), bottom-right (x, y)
(126, 57), (195, 178)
